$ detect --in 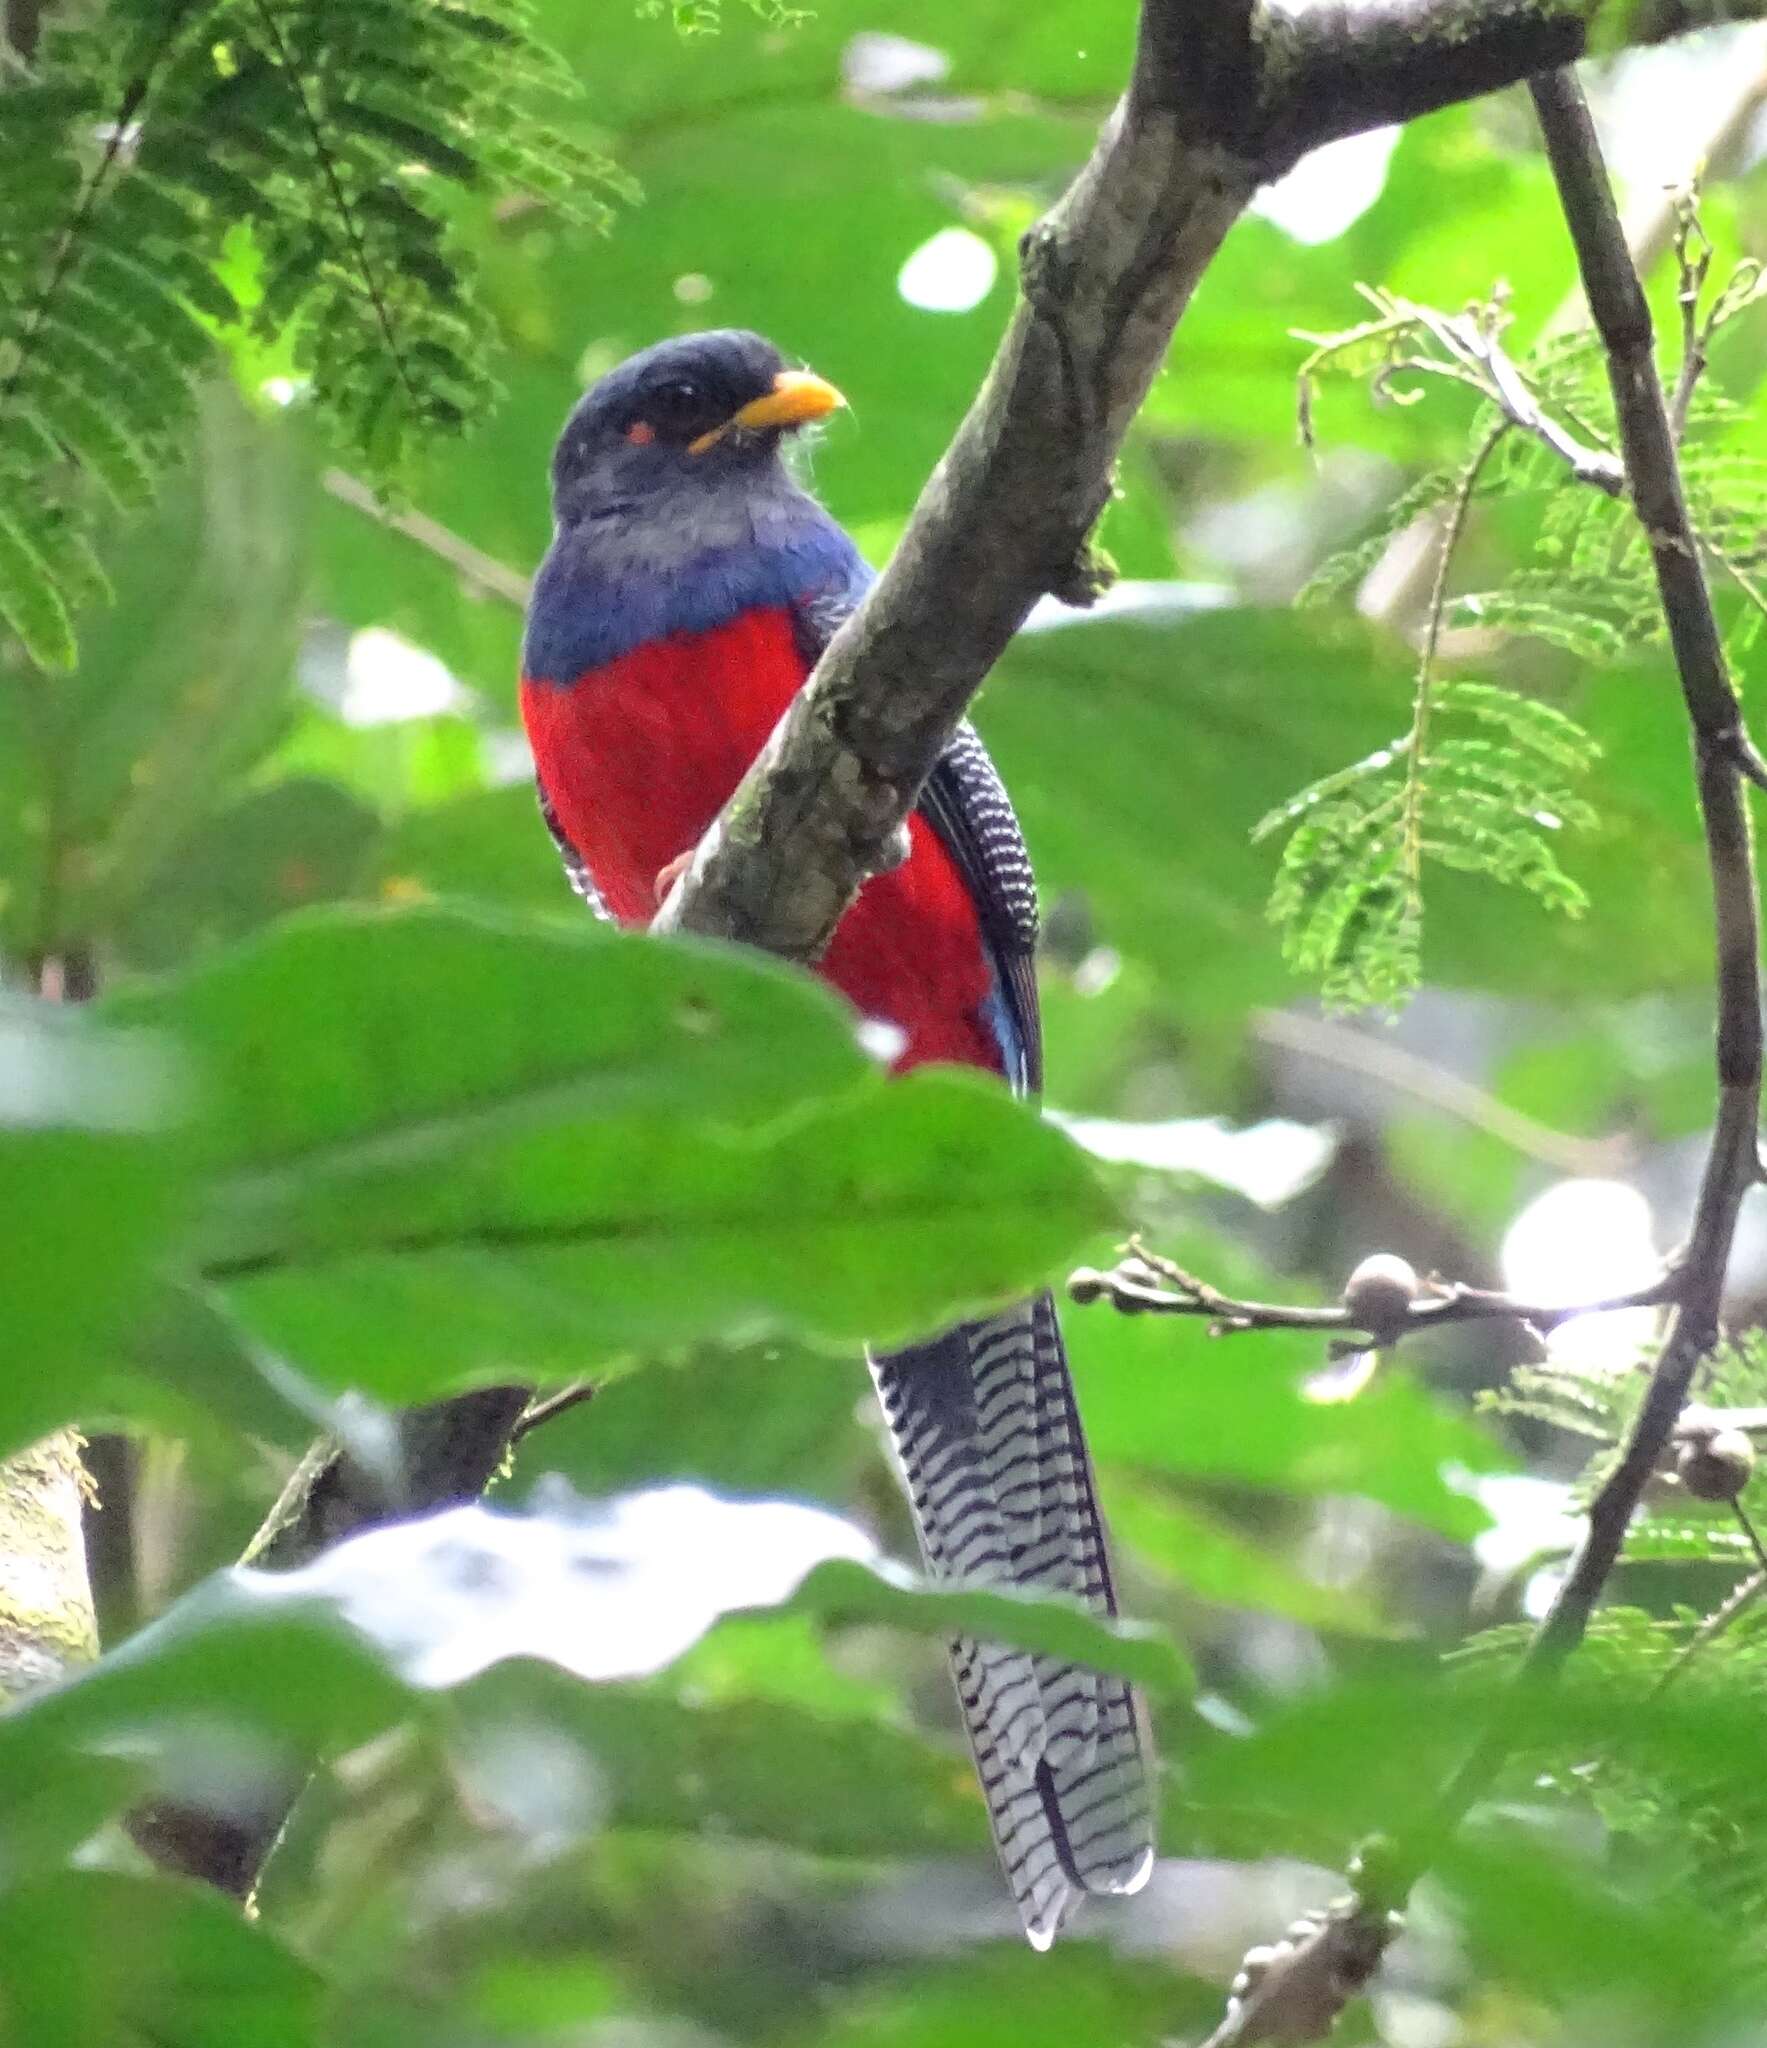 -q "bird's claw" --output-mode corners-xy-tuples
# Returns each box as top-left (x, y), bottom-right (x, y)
(653, 850), (695, 904)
